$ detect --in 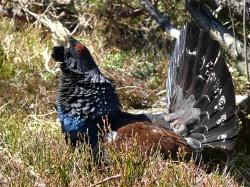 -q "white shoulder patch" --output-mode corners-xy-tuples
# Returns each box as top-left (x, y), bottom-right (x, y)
(106, 131), (117, 142)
